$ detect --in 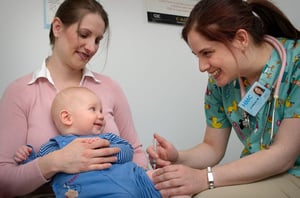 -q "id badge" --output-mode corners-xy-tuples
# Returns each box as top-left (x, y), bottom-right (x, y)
(238, 81), (271, 116)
